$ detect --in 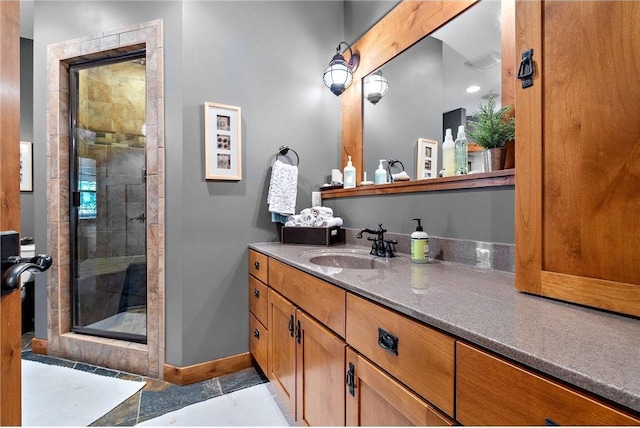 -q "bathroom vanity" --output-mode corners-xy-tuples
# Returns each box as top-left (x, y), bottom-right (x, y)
(248, 244), (640, 426)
